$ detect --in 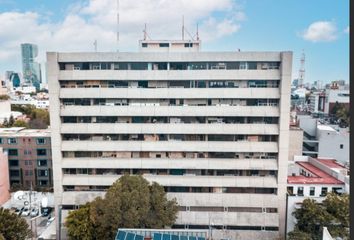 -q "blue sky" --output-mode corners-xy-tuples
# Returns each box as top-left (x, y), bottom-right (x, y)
(0, 0), (349, 84)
